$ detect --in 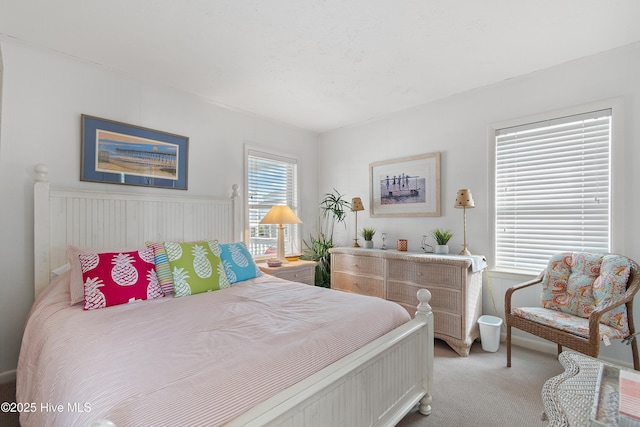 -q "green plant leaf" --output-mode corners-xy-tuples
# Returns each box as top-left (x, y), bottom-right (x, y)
(431, 229), (454, 245)
(360, 227), (376, 240)
(302, 188), (351, 287)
